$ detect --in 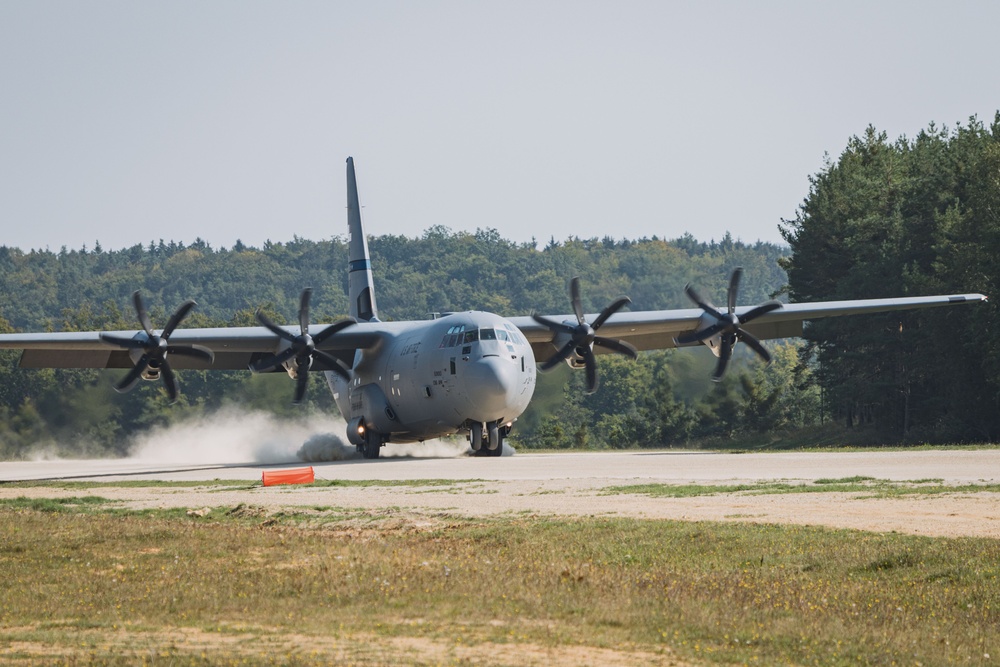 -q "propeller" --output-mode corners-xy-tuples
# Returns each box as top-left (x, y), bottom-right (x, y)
(674, 267), (782, 381)
(531, 277), (638, 394)
(250, 288), (355, 403)
(100, 291), (215, 401)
